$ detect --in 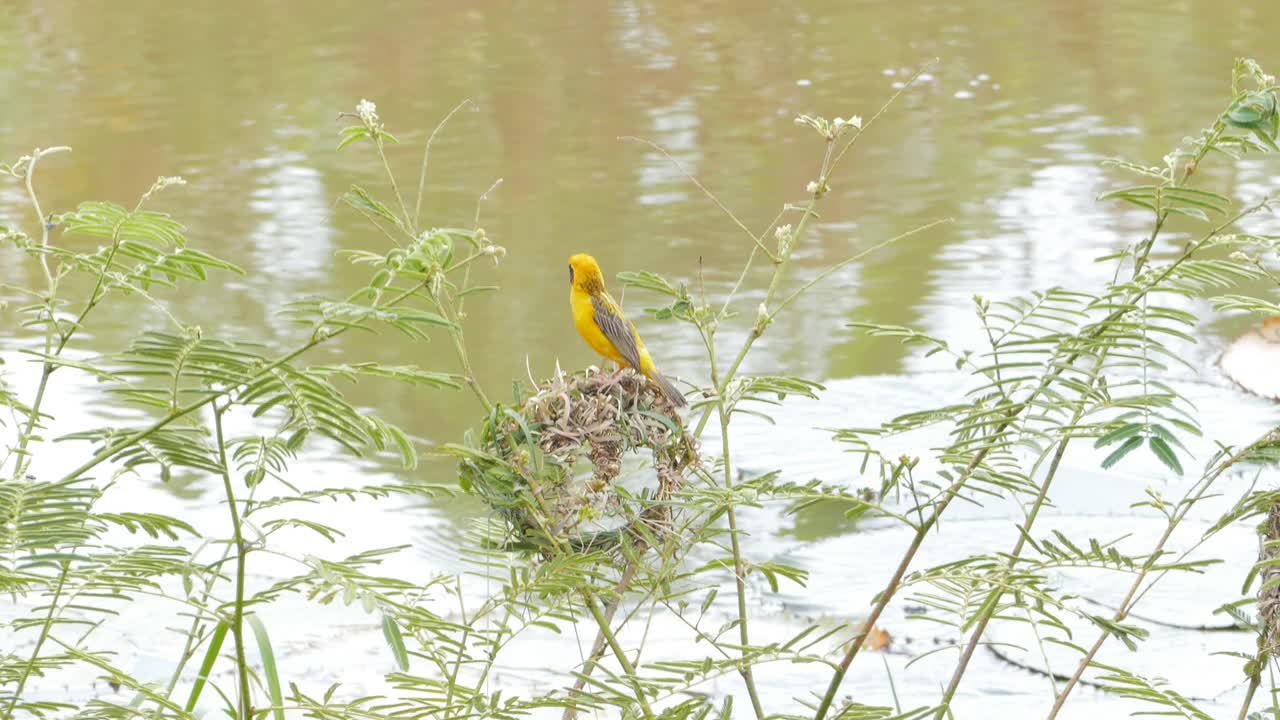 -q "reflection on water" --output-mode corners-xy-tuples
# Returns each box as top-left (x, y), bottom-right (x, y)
(247, 150), (336, 336)
(3, 0), (1280, 716)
